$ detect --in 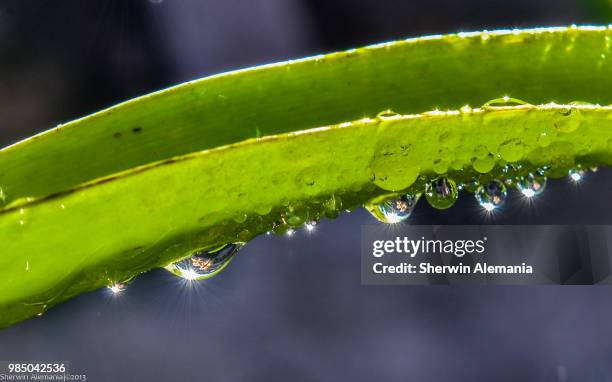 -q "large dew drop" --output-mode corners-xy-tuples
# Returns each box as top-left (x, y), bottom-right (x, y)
(516, 174), (547, 198)
(365, 193), (421, 223)
(165, 243), (242, 280)
(475, 180), (507, 211)
(425, 177), (458, 210)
